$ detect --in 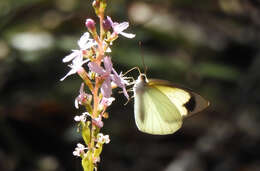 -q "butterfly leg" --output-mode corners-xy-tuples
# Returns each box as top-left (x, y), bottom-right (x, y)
(124, 76), (136, 86)
(118, 87), (134, 94)
(124, 95), (134, 105)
